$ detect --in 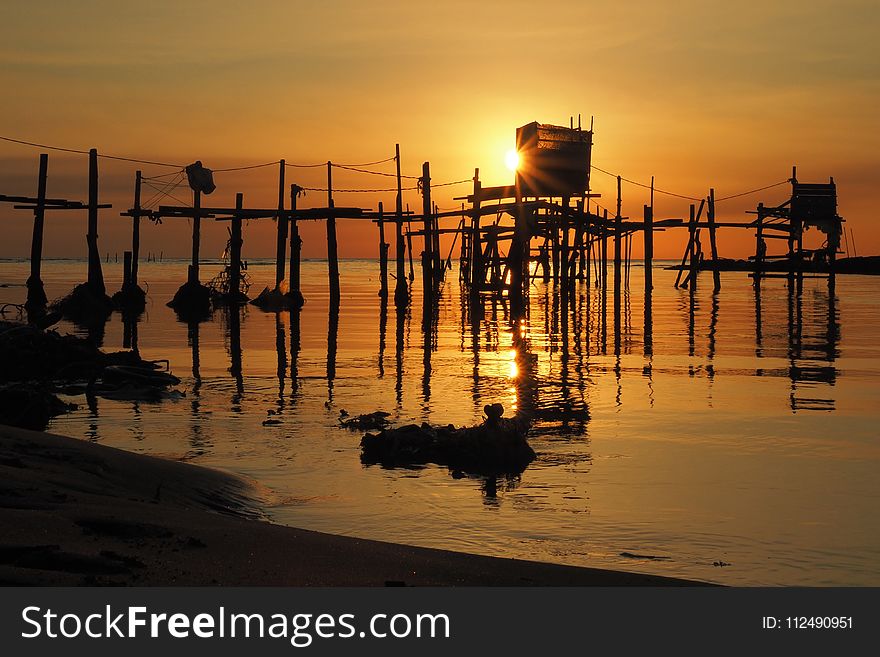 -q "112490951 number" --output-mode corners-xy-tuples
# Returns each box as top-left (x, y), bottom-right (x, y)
(786, 617), (852, 629)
